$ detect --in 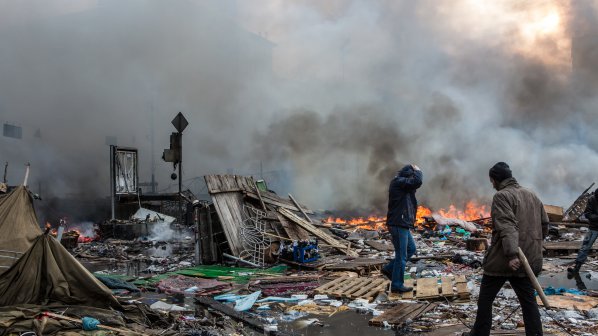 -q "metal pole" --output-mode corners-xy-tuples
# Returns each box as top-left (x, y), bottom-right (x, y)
(179, 132), (183, 224)
(194, 205), (201, 265)
(110, 145), (115, 220)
